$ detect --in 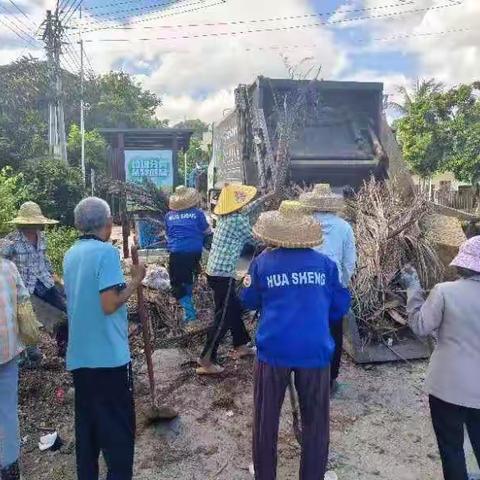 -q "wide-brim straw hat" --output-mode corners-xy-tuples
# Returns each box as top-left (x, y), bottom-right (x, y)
(450, 236), (480, 273)
(8, 202), (58, 225)
(253, 200), (323, 248)
(169, 186), (200, 211)
(299, 183), (345, 213)
(214, 184), (257, 216)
